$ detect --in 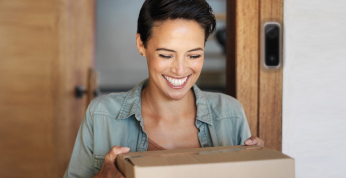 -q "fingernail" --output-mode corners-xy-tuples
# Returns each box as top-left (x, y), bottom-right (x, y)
(122, 147), (130, 151)
(245, 139), (252, 144)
